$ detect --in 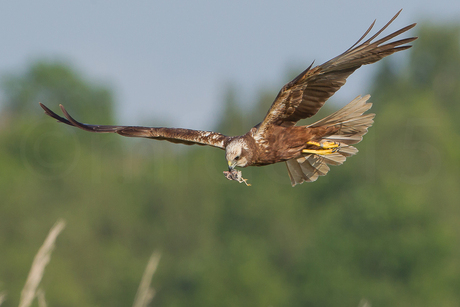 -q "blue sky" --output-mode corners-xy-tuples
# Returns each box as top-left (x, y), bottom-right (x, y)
(1, 0), (459, 130)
